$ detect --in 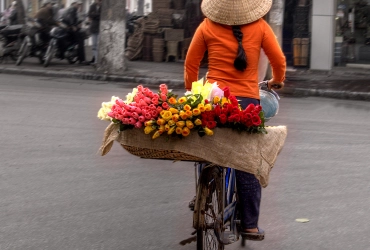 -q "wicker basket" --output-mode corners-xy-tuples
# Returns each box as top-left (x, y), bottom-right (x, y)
(121, 145), (206, 162)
